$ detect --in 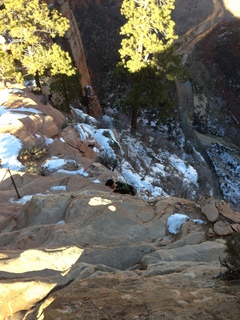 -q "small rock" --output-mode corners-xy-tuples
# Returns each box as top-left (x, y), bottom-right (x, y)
(213, 221), (233, 236)
(177, 300), (189, 307)
(201, 203), (219, 222)
(207, 228), (216, 237)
